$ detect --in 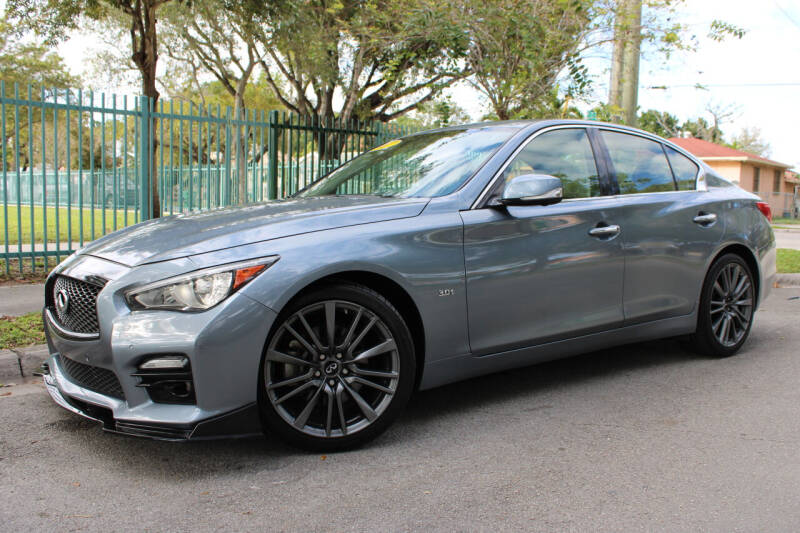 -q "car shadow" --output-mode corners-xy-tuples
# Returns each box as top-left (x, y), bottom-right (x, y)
(62, 338), (705, 477)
